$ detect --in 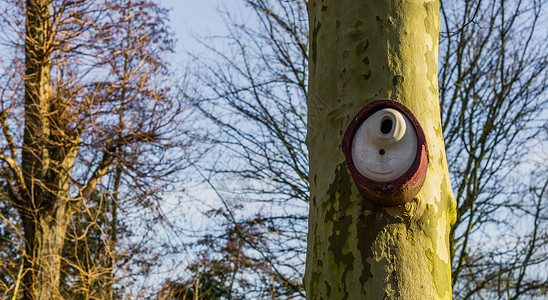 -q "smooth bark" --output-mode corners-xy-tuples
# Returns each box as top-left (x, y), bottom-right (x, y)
(305, 0), (456, 299)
